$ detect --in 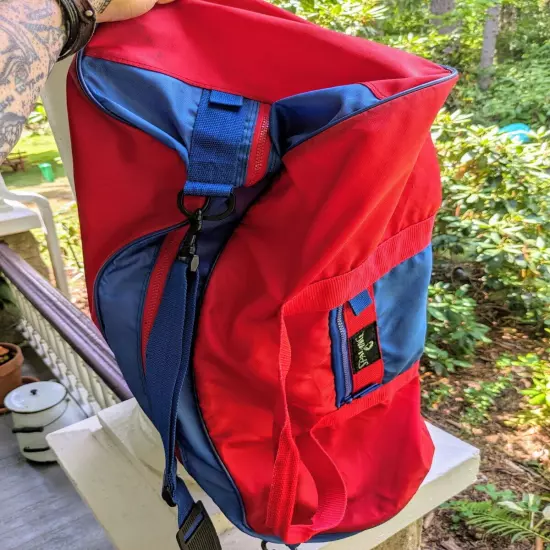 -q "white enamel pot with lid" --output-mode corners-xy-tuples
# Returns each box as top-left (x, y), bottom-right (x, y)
(5, 381), (86, 463)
